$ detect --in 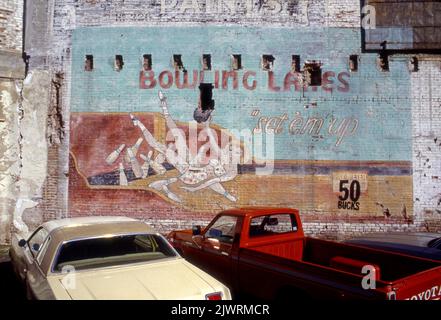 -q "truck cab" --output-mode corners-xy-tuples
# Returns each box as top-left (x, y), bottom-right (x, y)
(170, 208), (302, 287)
